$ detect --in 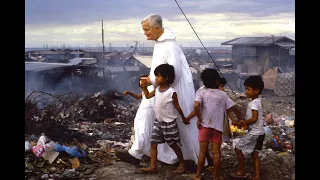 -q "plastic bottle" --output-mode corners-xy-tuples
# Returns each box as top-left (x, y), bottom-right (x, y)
(37, 133), (48, 150)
